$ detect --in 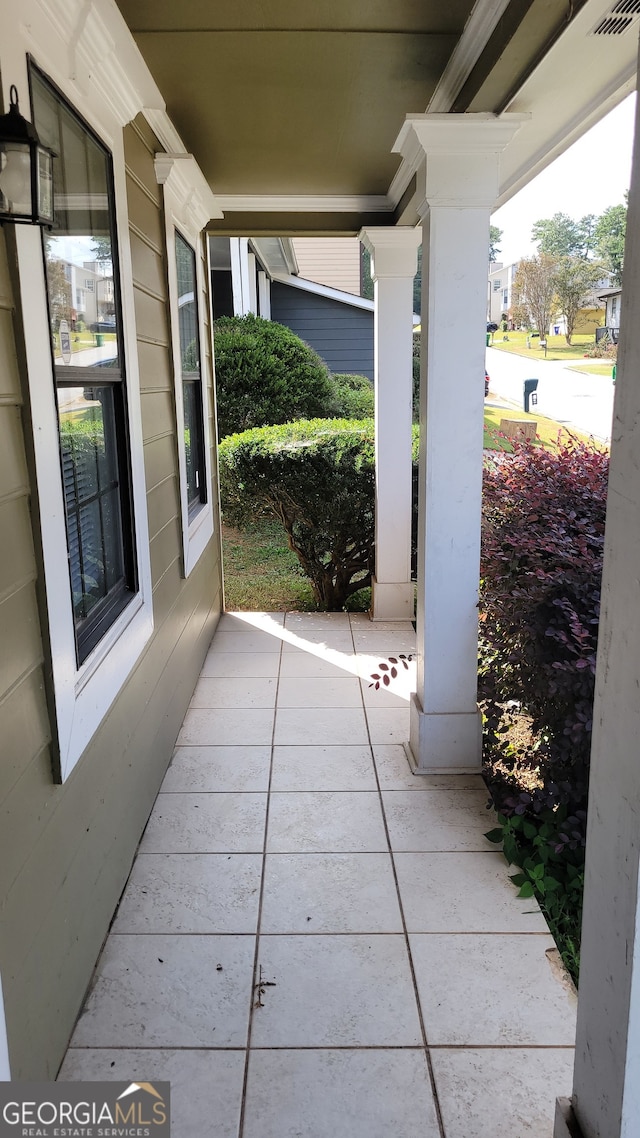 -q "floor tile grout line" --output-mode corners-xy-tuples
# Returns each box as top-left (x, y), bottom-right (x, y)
(64, 1042), (576, 1052)
(236, 621), (285, 1138)
(364, 706), (448, 1138)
